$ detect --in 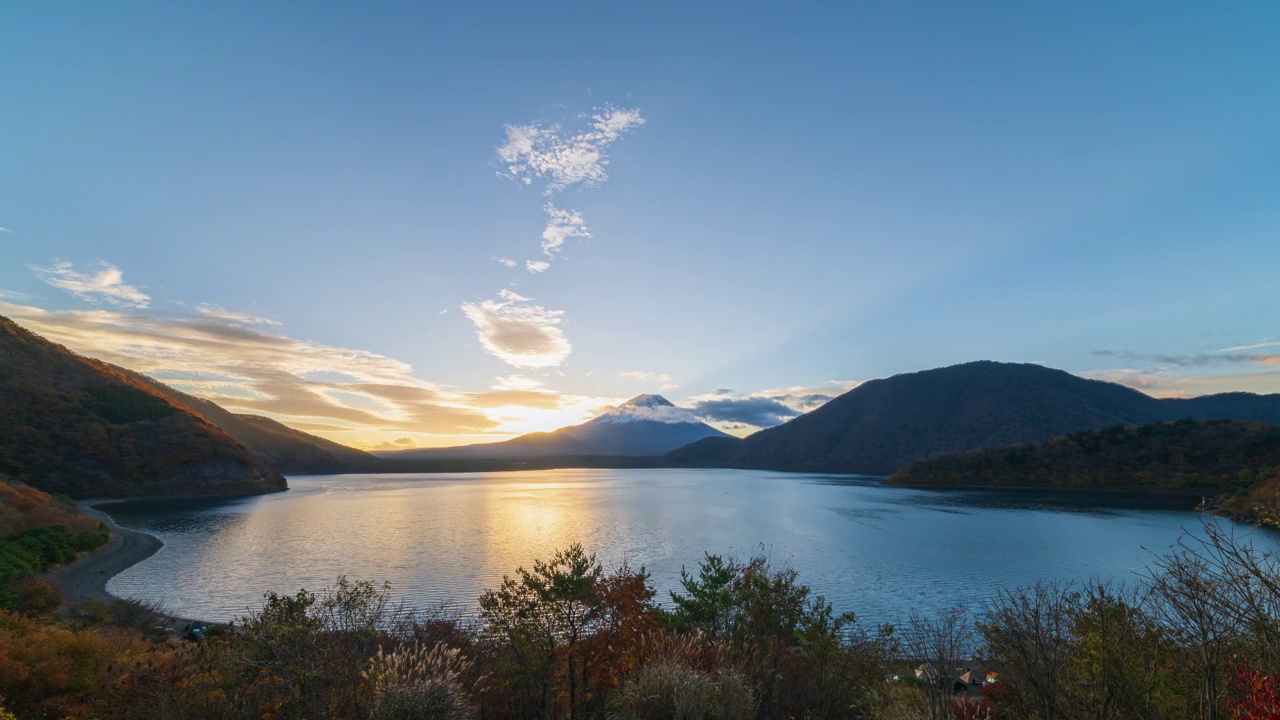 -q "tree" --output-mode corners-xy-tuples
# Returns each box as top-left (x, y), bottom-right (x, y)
(1067, 582), (1171, 720)
(1149, 547), (1238, 720)
(669, 553), (736, 638)
(903, 607), (973, 720)
(980, 581), (1078, 720)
